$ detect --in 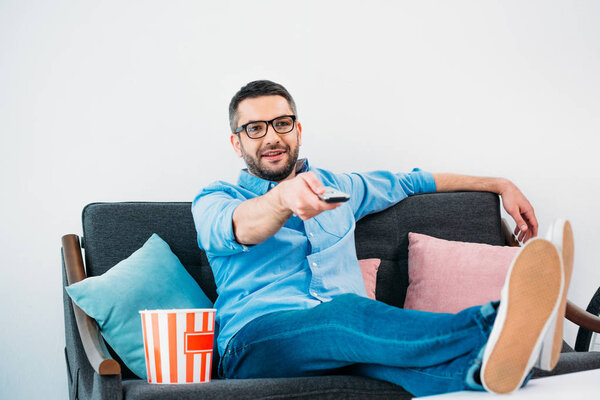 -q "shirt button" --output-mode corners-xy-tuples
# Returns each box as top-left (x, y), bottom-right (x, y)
(312, 262), (317, 267)
(308, 232), (314, 238)
(310, 290), (317, 296)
